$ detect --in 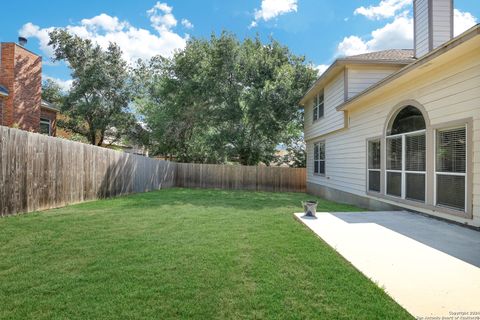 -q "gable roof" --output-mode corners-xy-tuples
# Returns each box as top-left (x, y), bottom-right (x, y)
(299, 49), (414, 105)
(342, 49), (415, 63)
(336, 24), (480, 112)
(0, 85), (8, 96)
